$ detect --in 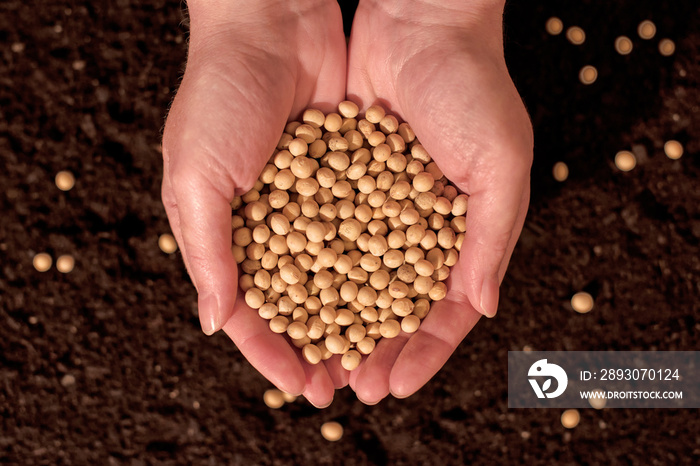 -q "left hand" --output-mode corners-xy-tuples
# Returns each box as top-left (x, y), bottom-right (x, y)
(345, 0), (534, 403)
